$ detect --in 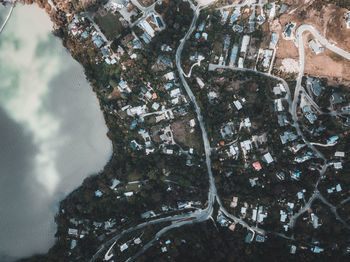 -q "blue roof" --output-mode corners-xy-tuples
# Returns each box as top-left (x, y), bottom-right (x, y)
(95, 190), (103, 197)
(245, 232), (253, 243)
(256, 235), (265, 242)
(130, 120), (138, 130)
(195, 33), (201, 39)
(133, 39), (142, 49)
(230, 14), (239, 23)
(141, 33), (150, 44)
(92, 35), (103, 48)
(101, 47), (109, 57)
(284, 23), (294, 37)
(131, 141), (137, 150)
(271, 33), (278, 44)
(119, 79), (127, 88)
(156, 17), (164, 28)
(229, 45), (238, 64)
(81, 31), (88, 39)
(198, 23), (205, 31)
